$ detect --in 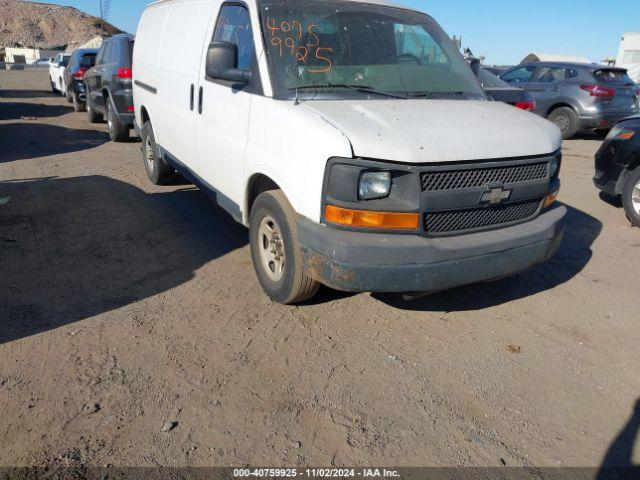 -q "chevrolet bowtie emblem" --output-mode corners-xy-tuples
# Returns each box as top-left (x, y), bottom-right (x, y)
(481, 187), (512, 205)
